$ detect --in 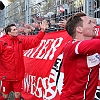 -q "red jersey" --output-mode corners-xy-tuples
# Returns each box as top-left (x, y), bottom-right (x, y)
(60, 39), (100, 100)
